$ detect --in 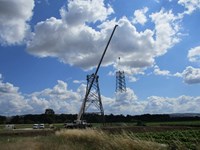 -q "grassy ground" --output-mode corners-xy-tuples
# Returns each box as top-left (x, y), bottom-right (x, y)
(0, 121), (200, 150)
(0, 129), (167, 150)
(0, 129), (199, 150)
